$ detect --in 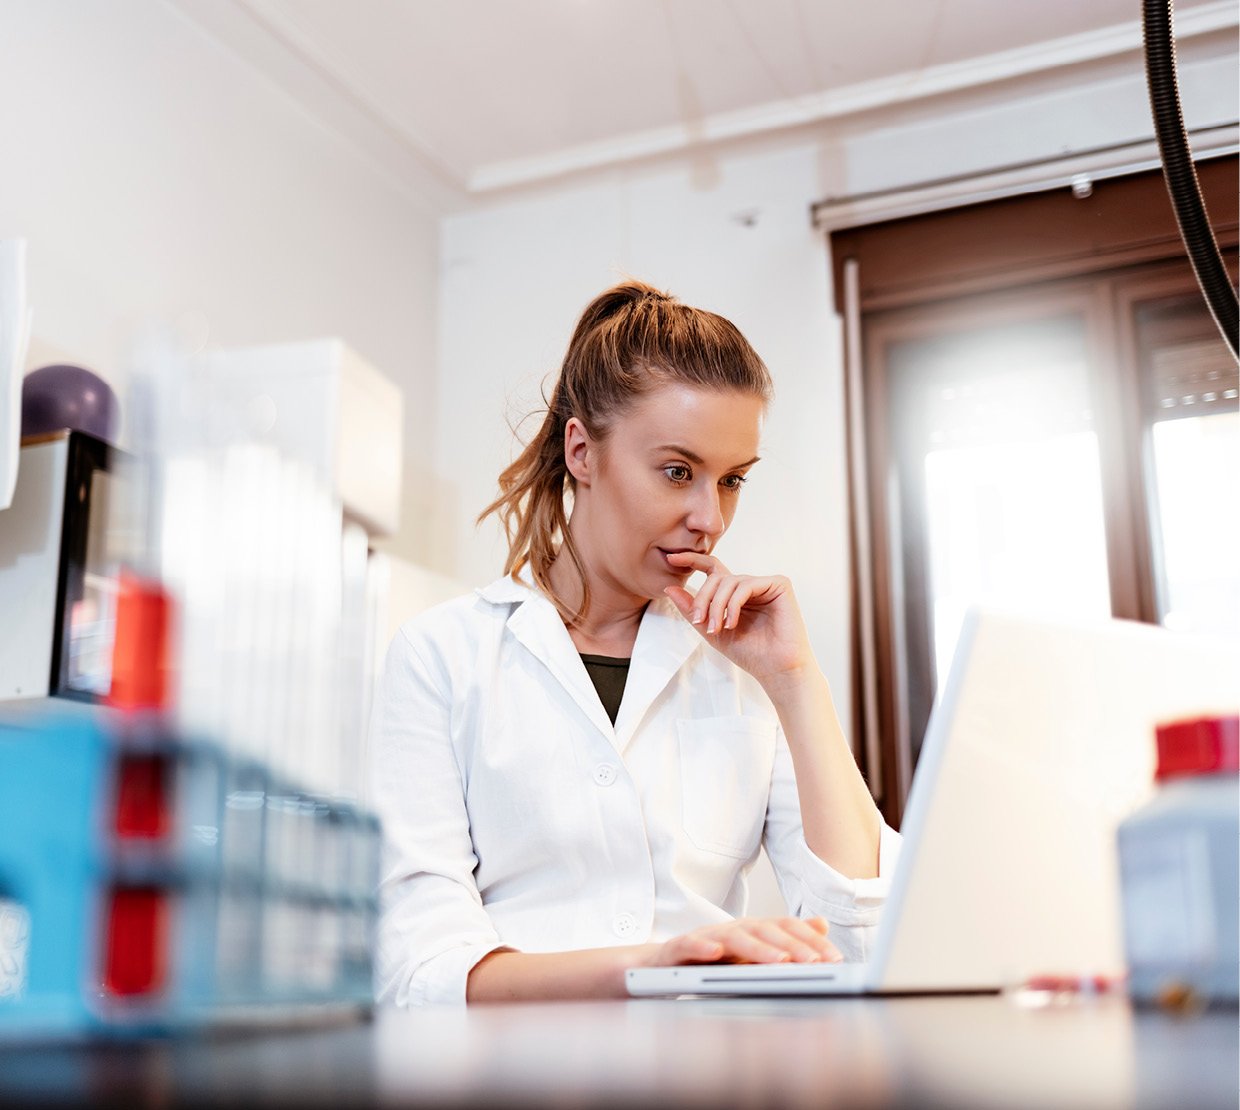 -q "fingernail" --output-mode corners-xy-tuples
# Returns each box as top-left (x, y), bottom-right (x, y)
(707, 621), (717, 634)
(692, 610), (703, 624)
